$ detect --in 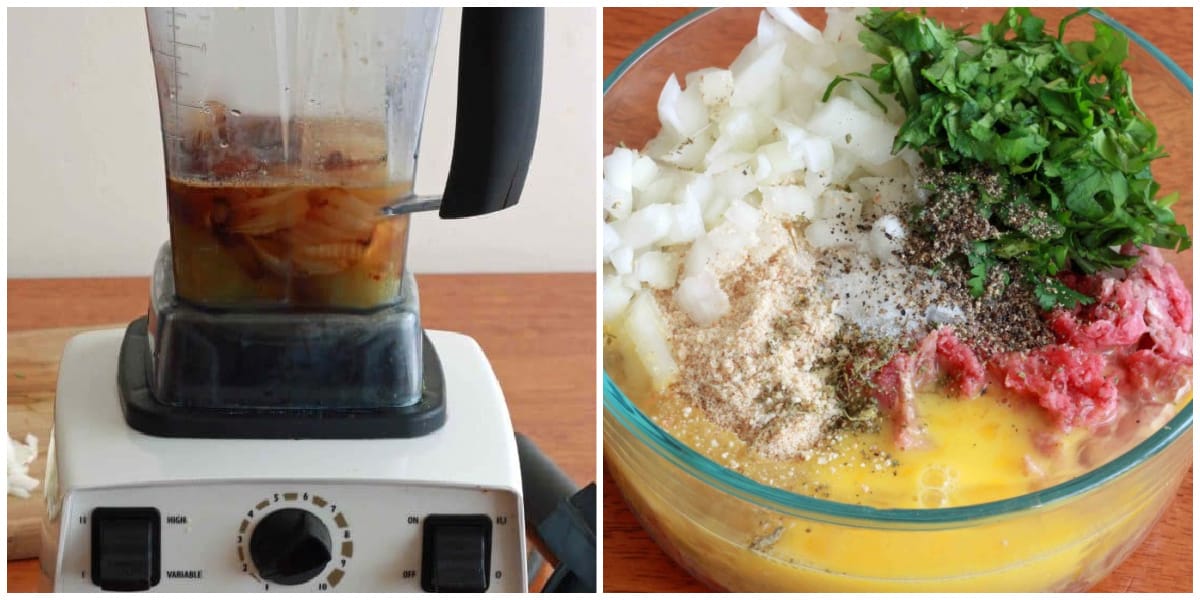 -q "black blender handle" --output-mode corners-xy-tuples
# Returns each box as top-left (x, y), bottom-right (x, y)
(439, 8), (544, 219)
